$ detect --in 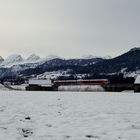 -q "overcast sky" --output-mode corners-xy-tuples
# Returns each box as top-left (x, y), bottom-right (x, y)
(0, 0), (140, 59)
